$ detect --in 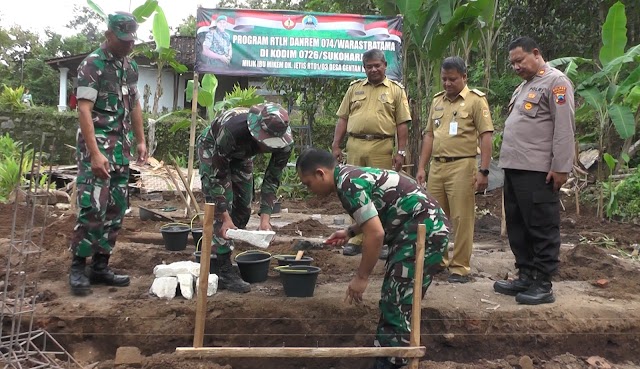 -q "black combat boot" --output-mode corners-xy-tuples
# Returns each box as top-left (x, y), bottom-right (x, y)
(516, 271), (555, 305)
(212, 252), (250, 293)
(69, 256), (91, 296)
(493, 268), (533, 296)
(87, 253), (130, 287)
